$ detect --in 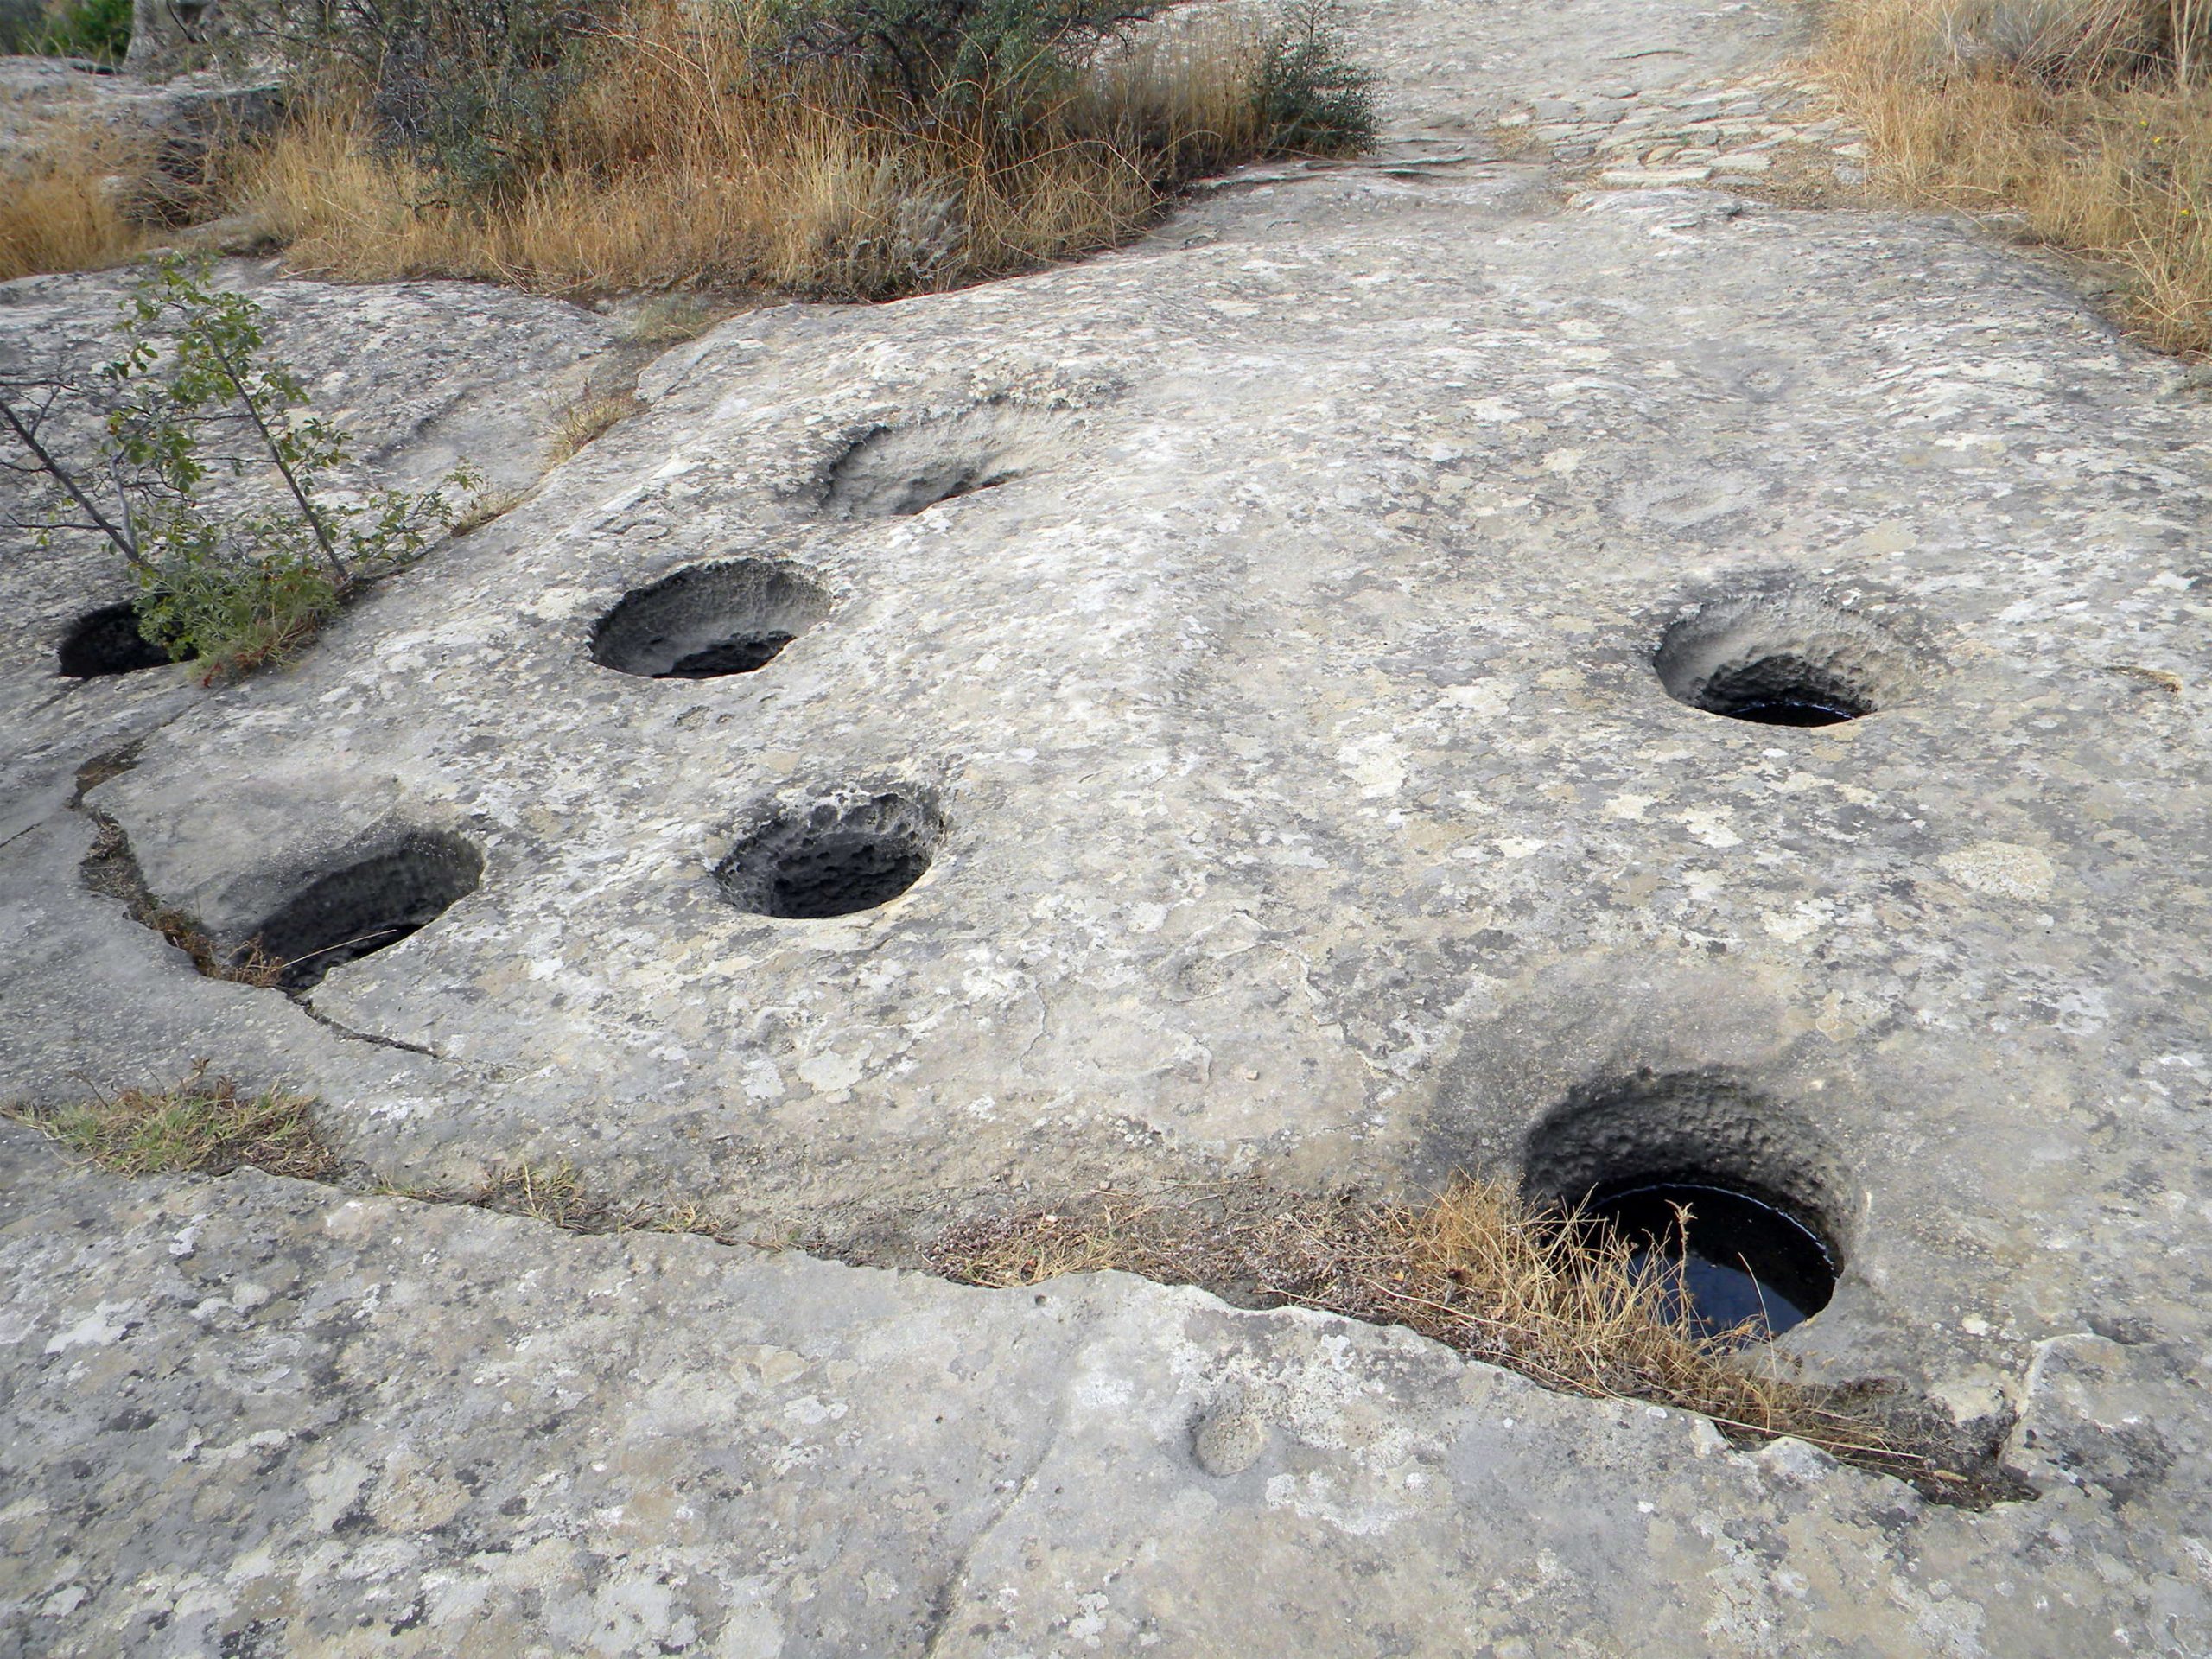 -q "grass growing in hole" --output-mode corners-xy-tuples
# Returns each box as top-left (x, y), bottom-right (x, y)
(932, 1175), (1994, 1497)
(1821, 0), (2212, 354)
(3, 1067), (339, 1179)
(81, 816), (286, 985)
